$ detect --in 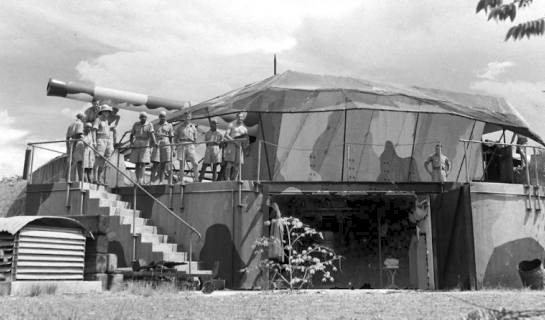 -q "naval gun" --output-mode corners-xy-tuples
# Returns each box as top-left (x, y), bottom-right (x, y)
(47, 78), (259, 136)
(47, 78), (191, 115)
